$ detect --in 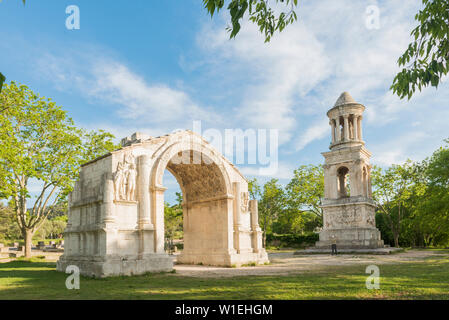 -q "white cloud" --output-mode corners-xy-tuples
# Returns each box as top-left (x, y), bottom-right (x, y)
(240, 161), (295, 181)
(371, 131), (430, 166)
(189, 0), (426, 151)
(196, 15), (331, 144)
(37, 52), (221, 131)
(89, 62), (209, 123)
(295, 119), (329, 151)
